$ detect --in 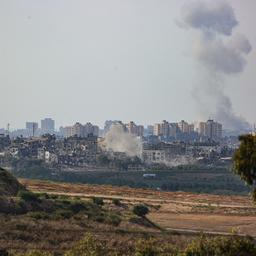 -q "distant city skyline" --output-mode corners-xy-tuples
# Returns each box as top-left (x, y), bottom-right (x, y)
(0, 1), (255, 129)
